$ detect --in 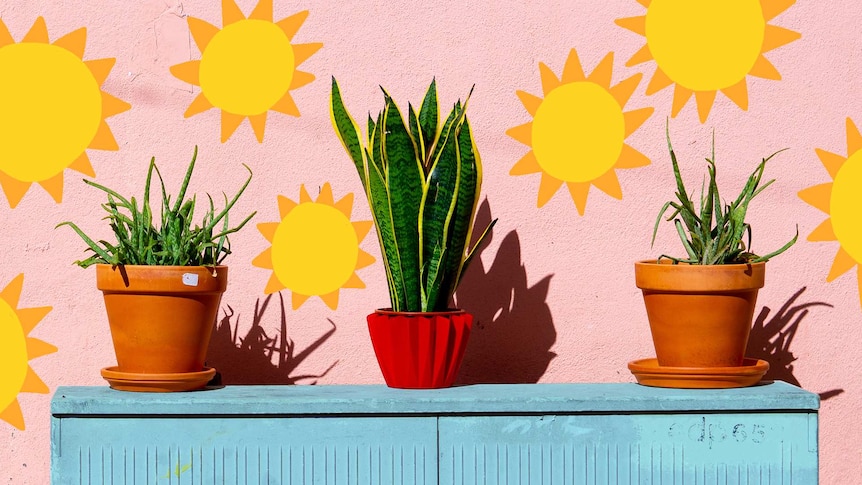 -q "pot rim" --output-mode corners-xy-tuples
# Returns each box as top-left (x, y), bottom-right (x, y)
(373, 308), (467, 317)
(95, 263), (228, 270)
(634, 259), (765, 268)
